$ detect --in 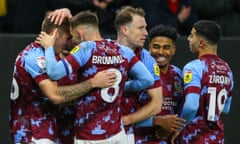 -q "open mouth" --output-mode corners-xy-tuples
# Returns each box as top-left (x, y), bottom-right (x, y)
(156, 56), (166, 63)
